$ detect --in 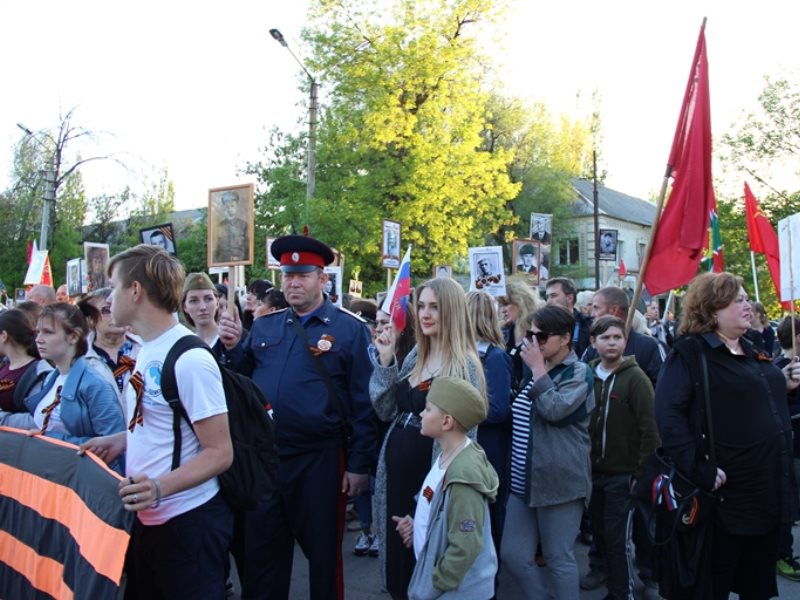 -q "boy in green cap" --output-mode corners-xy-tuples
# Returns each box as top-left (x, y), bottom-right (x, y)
(392, 376), (499, 599)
